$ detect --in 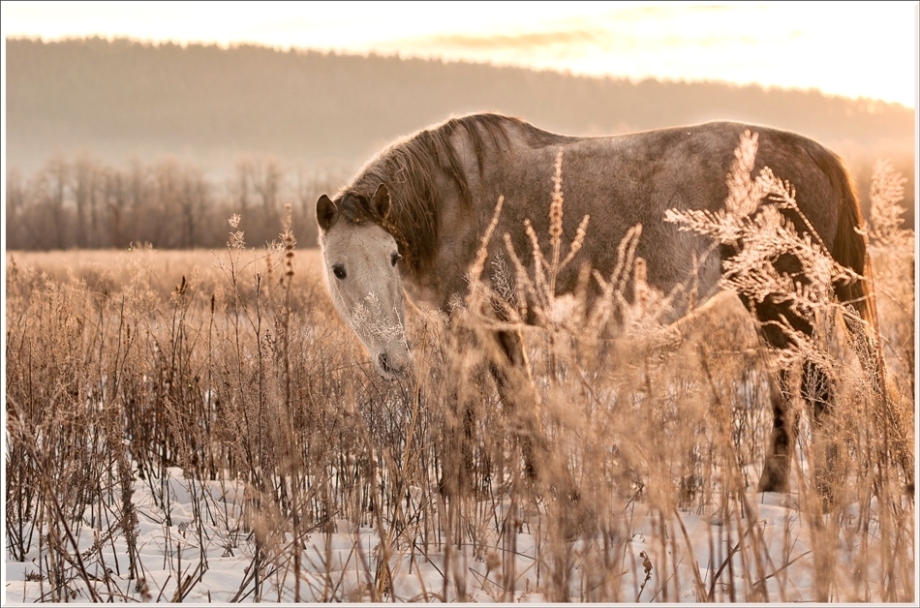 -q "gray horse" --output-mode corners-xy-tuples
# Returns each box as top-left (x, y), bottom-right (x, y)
(316, 113), (883, 493)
